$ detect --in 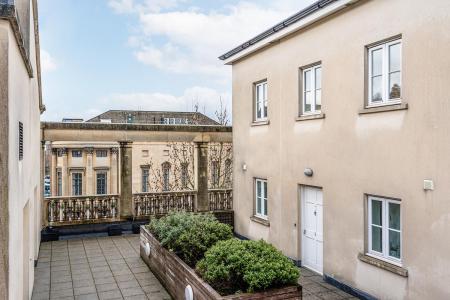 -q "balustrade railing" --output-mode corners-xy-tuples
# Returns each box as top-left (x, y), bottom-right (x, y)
(208, 188), (233, 211)
(44, 195), (119, 226)
(133, 191), (196, 217)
